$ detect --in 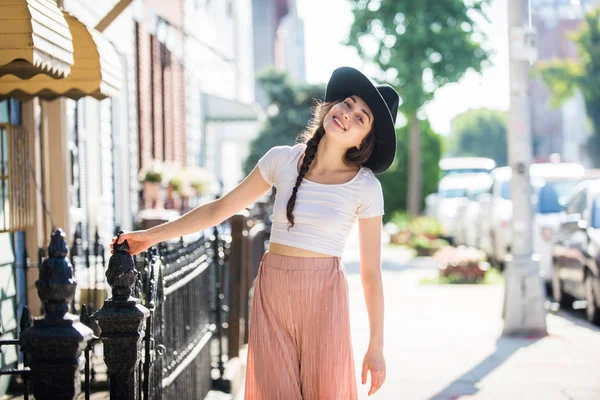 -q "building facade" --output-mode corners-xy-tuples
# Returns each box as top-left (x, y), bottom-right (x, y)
(529, 0), (598, 165)
(0, 0), (306, 393)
